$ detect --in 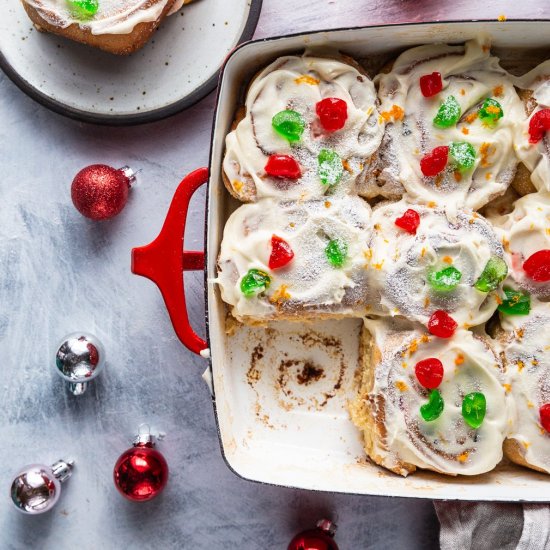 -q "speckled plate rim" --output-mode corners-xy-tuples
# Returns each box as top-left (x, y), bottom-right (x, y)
(0, 0), (263, 126)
